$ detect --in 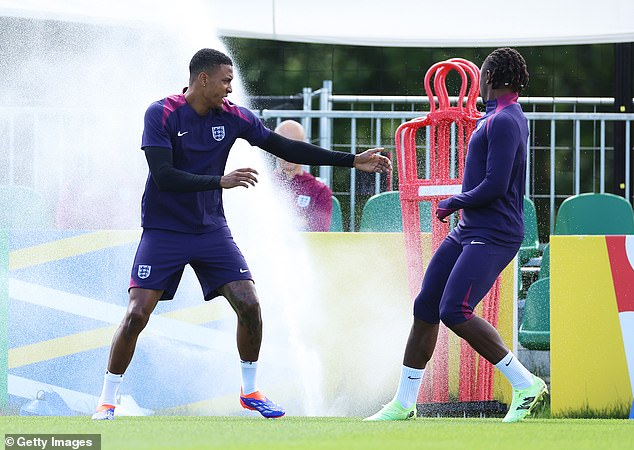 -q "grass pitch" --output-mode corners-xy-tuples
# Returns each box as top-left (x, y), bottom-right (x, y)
(1, 416), (632, 450)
